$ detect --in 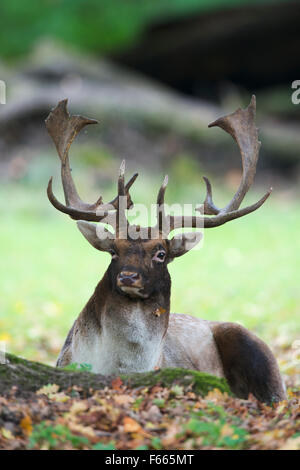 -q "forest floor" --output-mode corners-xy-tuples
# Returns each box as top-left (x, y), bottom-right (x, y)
(0, 343), (299, 450)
